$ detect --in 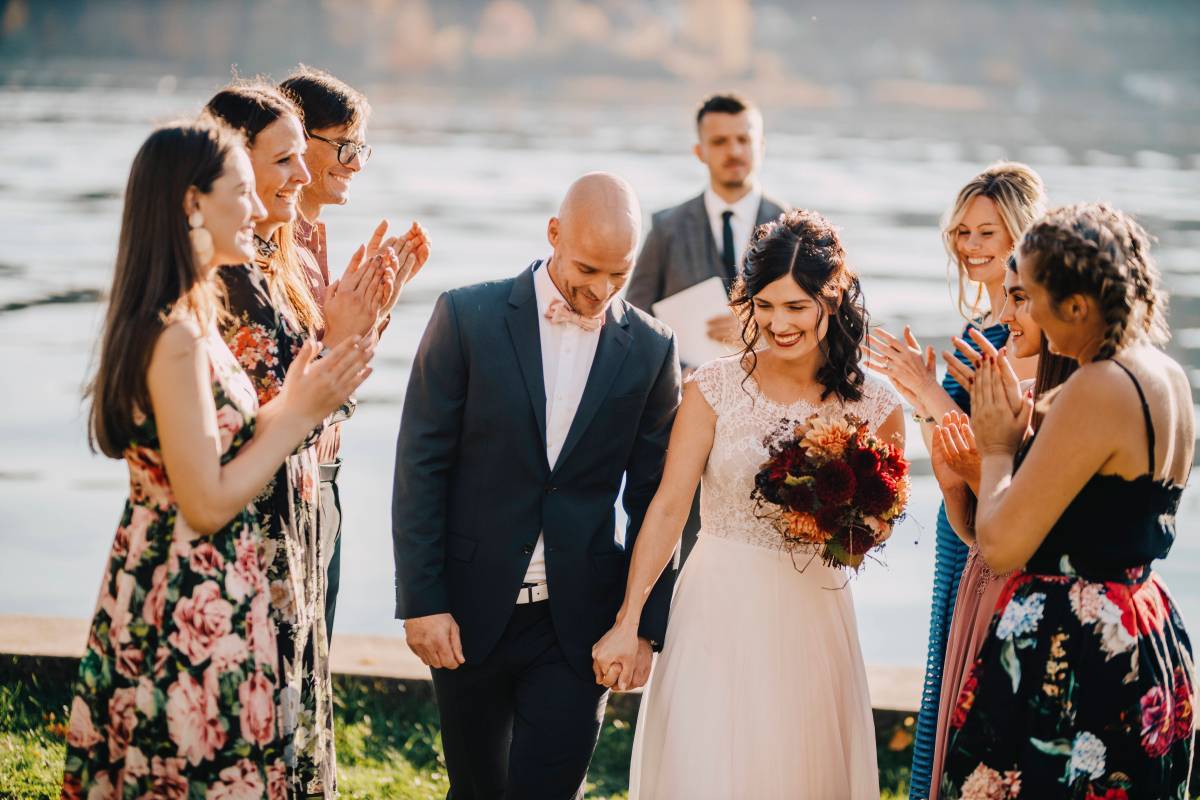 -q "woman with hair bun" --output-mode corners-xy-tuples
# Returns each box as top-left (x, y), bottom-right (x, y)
(592, 209), (905, 797)
(943, 203), (1195, 796)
